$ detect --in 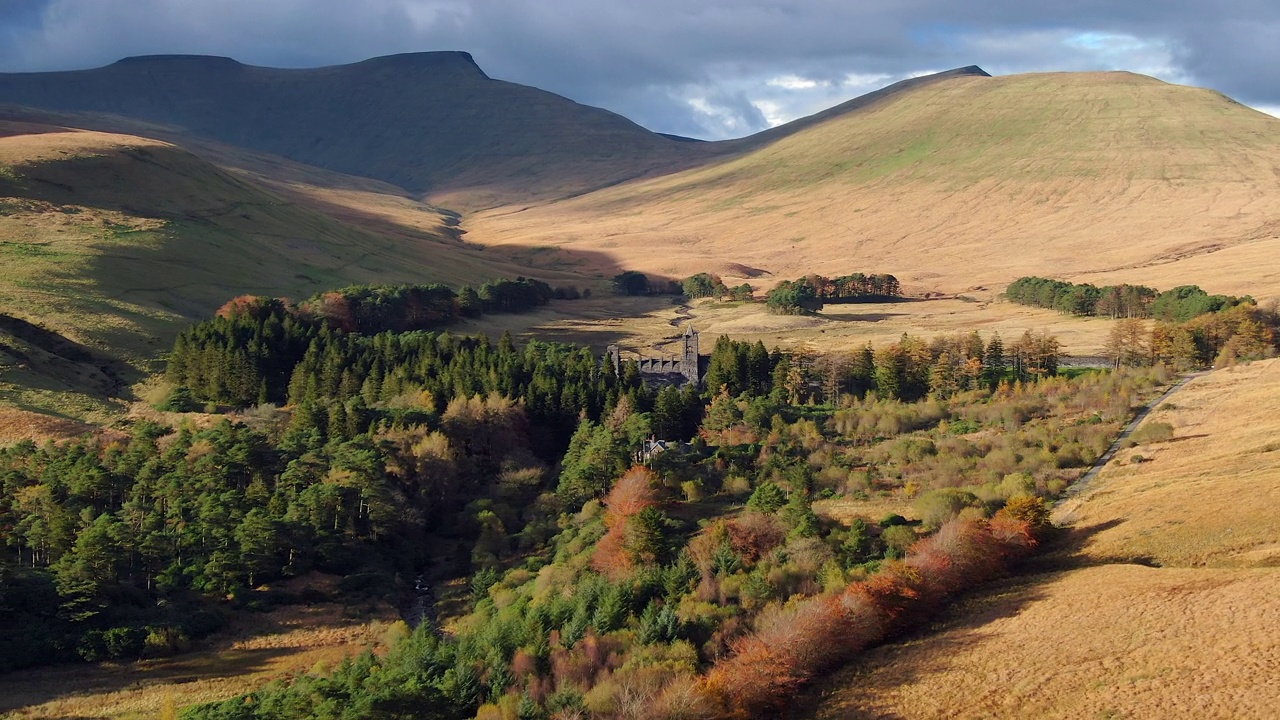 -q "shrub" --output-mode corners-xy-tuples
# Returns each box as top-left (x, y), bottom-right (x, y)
(144, 626), (190, 658)
(913, 488), (982, 531)
(724, 512), (786, 564)
(700, 516), (1037, 717)
(183, 609), (225, 639)
(880, 525), (917, 558)
(879, 513), (908, 527)
(102, 626), (146, 660)
(159, 385), (198, 412)
(1129, 421), (1174, 446)
(994, 496), (1051, 534)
